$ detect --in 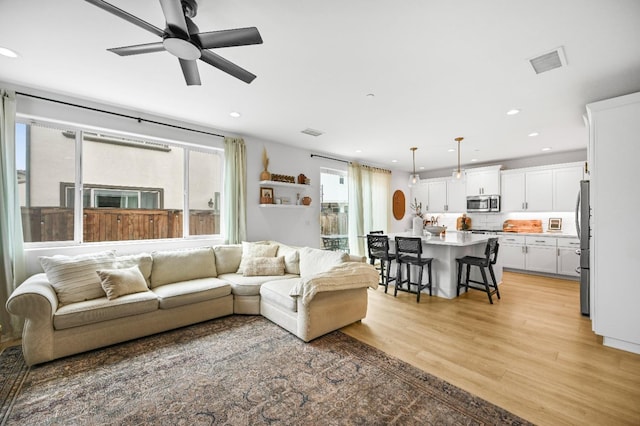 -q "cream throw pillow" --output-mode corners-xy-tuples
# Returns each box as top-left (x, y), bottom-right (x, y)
(40, 250), (116, 305)
(96, 266), (149, 300)
(236, 242), (278, 273)
(243, 256), (285, 277)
